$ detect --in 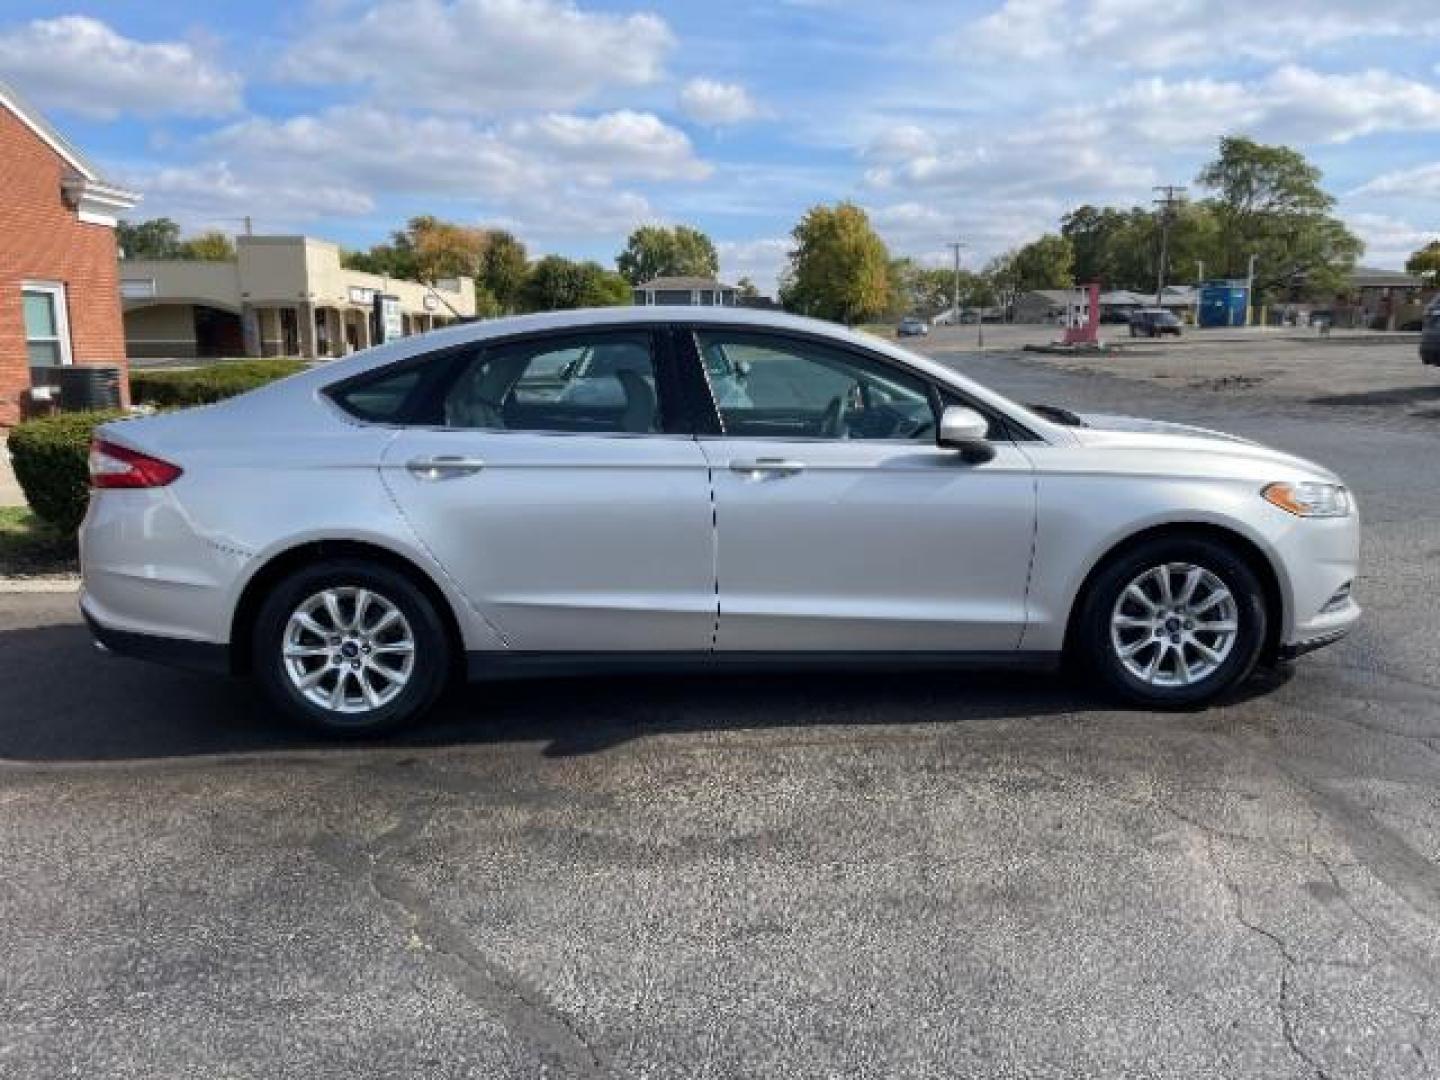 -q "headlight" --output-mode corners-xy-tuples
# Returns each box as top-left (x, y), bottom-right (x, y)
(1262, 481), (1351, 518)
